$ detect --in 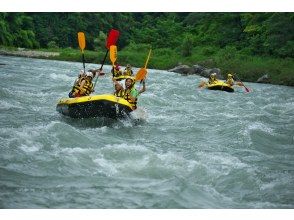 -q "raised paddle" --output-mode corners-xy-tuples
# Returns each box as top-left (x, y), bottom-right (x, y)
(93, 29), (120, 88)
(109, 45), (117, 67)
(234, 73), (250, 92)
(135, 48), (152, 82)
(78, 32), (86, 73)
